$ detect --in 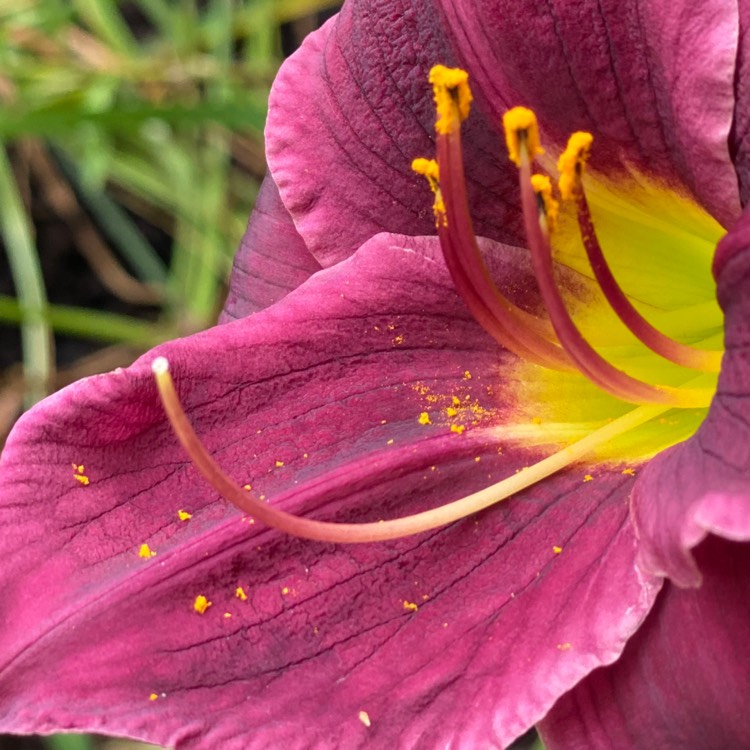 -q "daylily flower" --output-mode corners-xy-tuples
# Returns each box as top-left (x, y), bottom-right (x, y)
(1, 2), (748, 749)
